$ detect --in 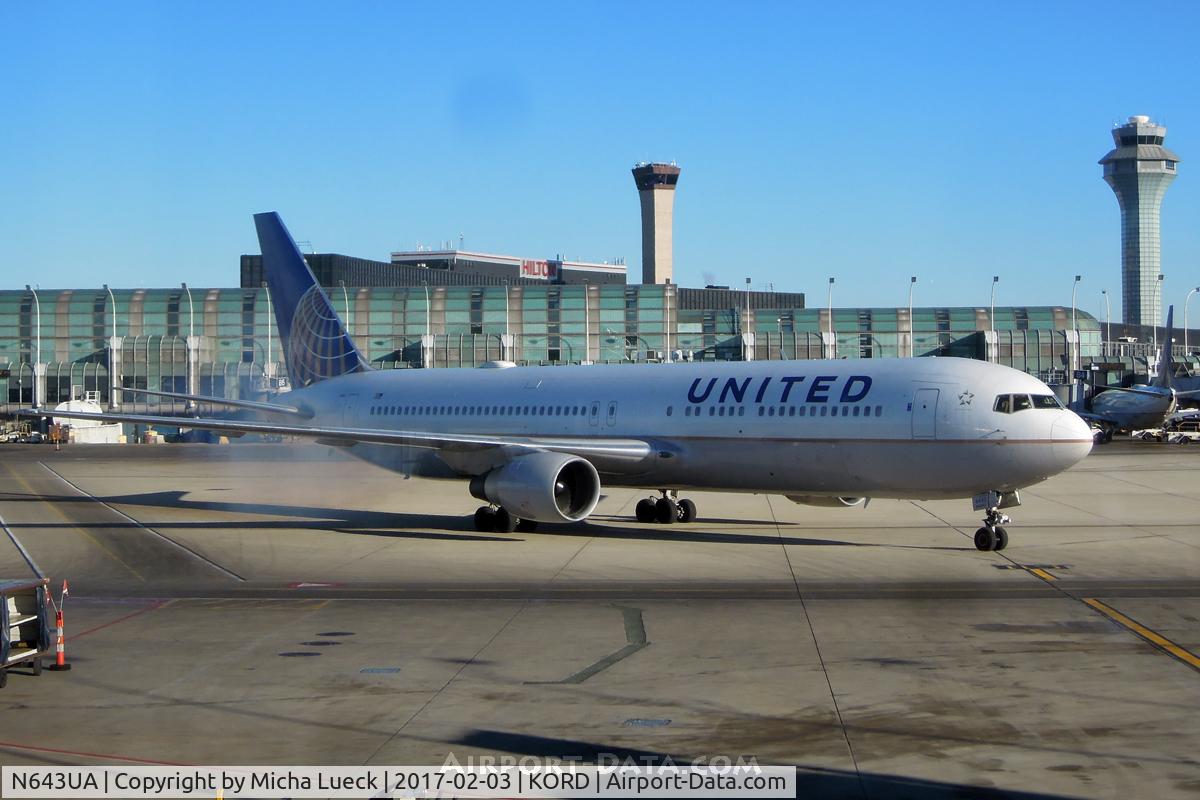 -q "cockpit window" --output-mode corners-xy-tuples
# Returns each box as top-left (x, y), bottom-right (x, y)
(995, 393), (1057, 413)
(1031, 394), (1063, 409)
